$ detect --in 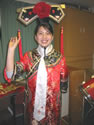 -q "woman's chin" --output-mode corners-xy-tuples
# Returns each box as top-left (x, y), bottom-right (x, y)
(40, 44), (49, 48)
